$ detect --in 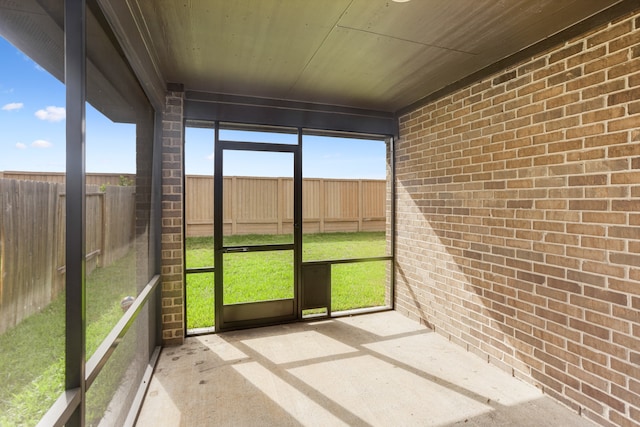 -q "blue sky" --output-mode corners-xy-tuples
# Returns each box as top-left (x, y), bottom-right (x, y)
(1, 36), (386, 179)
